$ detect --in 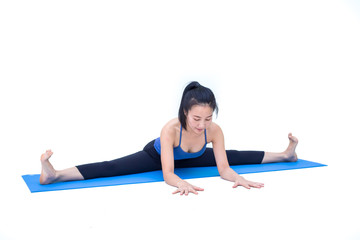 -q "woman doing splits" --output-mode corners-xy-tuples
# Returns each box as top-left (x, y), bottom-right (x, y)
(39, 81), (298, 195)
